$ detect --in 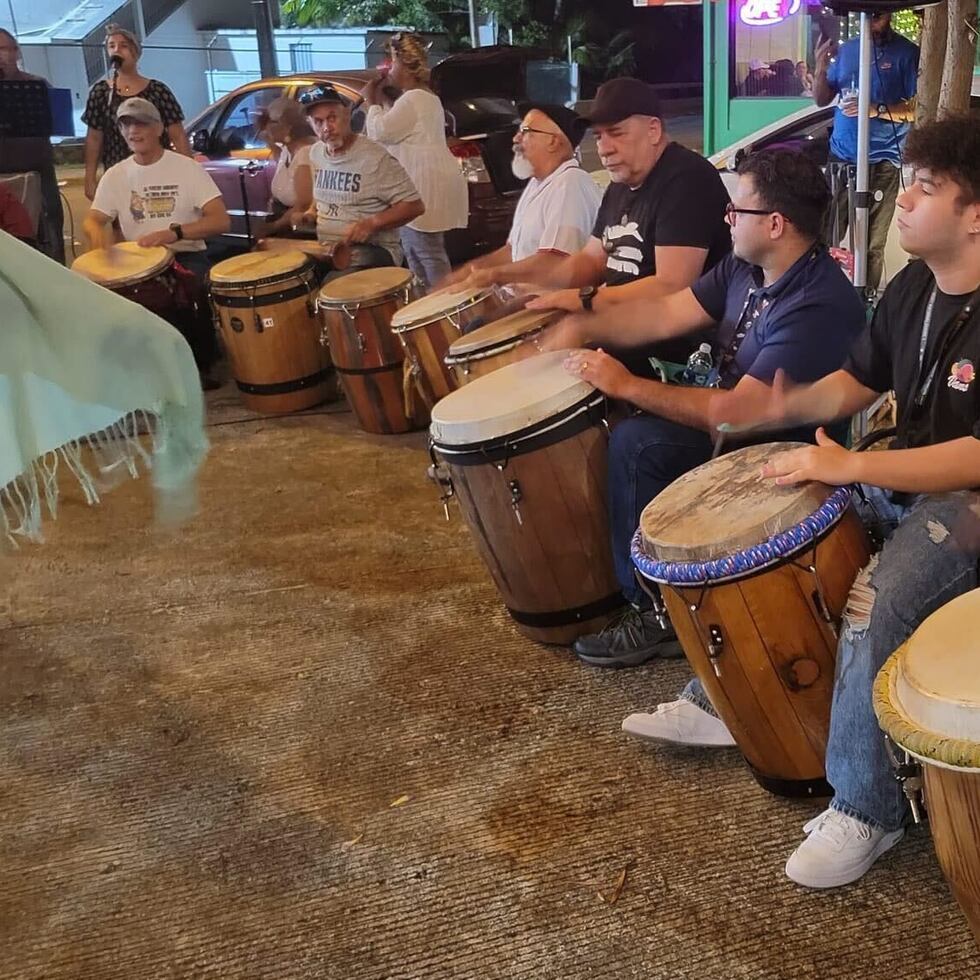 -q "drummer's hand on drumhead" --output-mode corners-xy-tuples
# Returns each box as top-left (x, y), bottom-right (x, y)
(464, 266), (498, 290)
(526, 289), (581, 314)
(138, 229), (178, 248)
(760, 428), (859, 487)
(537, 314), (589, 353)
(711, 369), (792, 436)
(563, 347), (632, 399)
(343, 218), (377, 244)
